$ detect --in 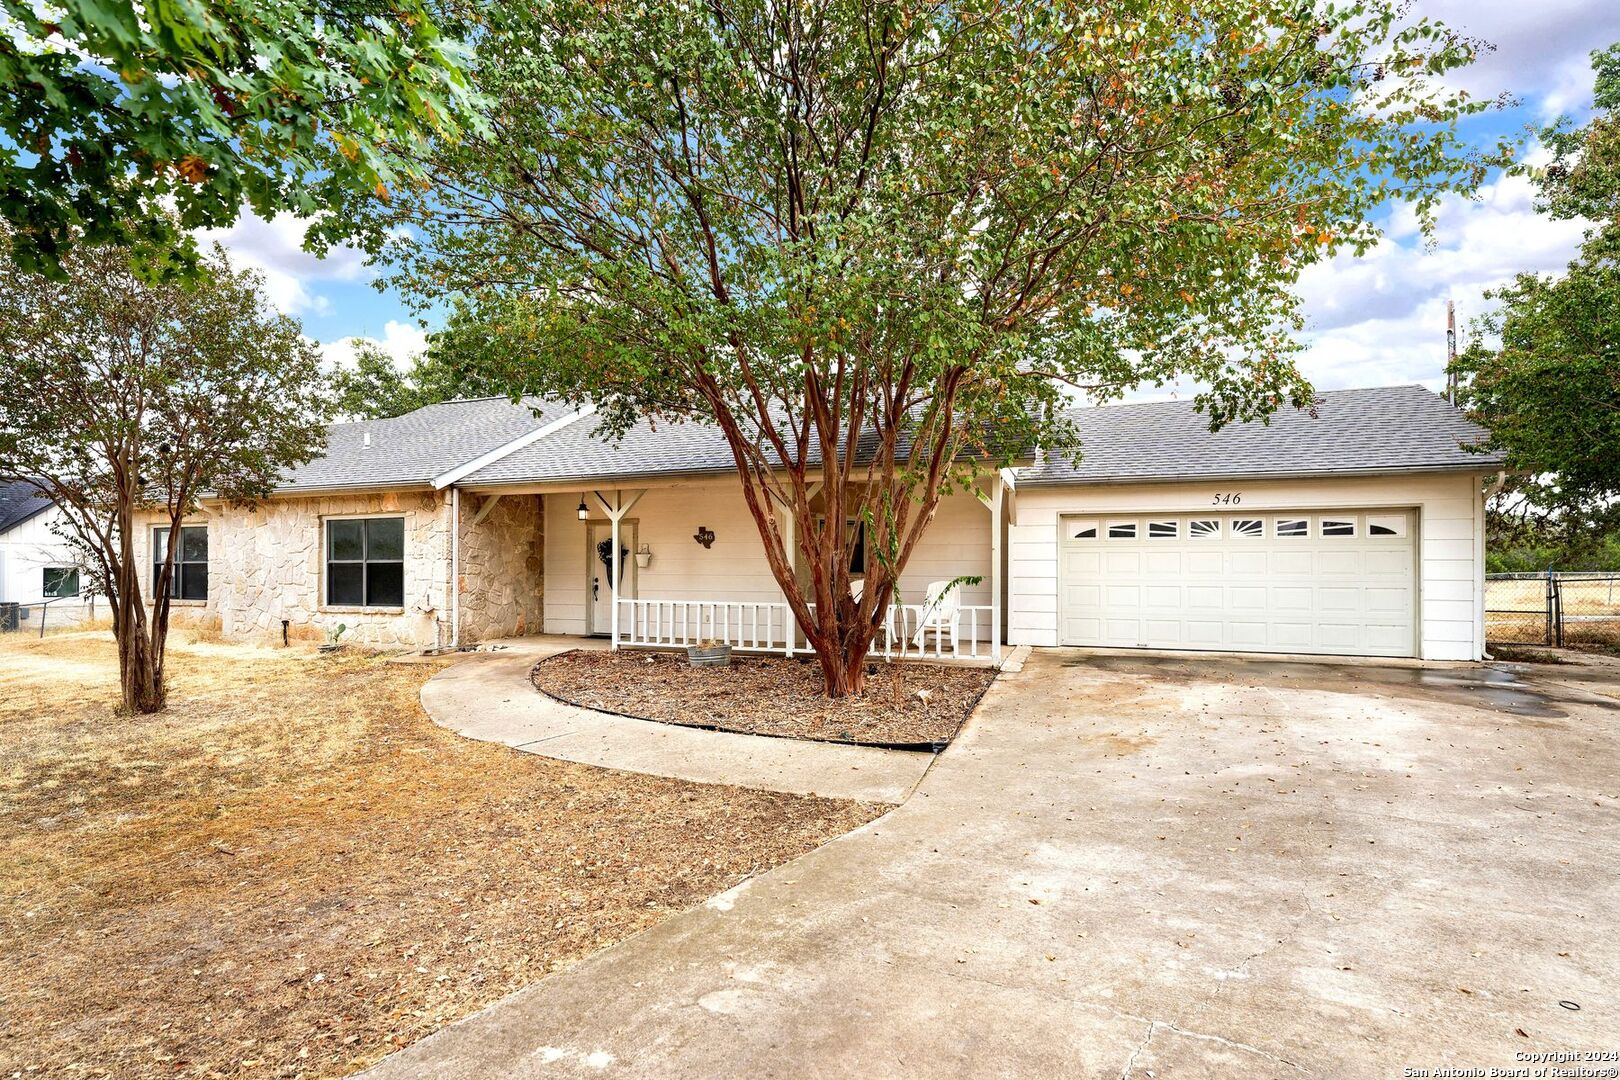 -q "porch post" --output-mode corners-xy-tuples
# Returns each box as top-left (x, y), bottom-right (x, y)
(989, 477), (1003, 664)
(609, 492), (620, 650)
(782, 503), (795, 658)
